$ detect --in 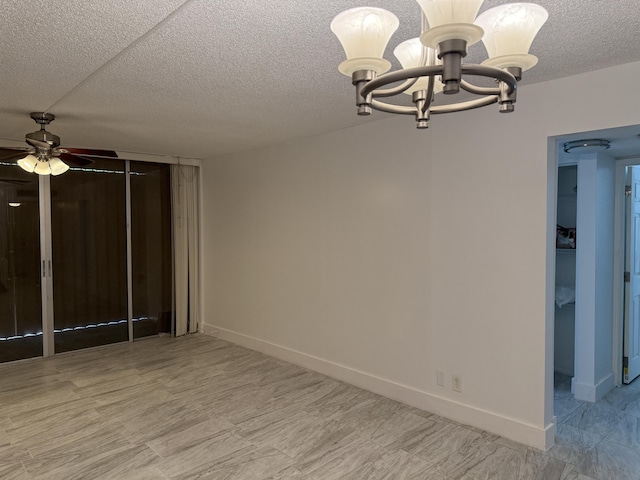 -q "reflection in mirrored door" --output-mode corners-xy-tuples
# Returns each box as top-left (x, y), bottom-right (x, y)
(0, 163), (42, 362)
(50, 160), (128, 353)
